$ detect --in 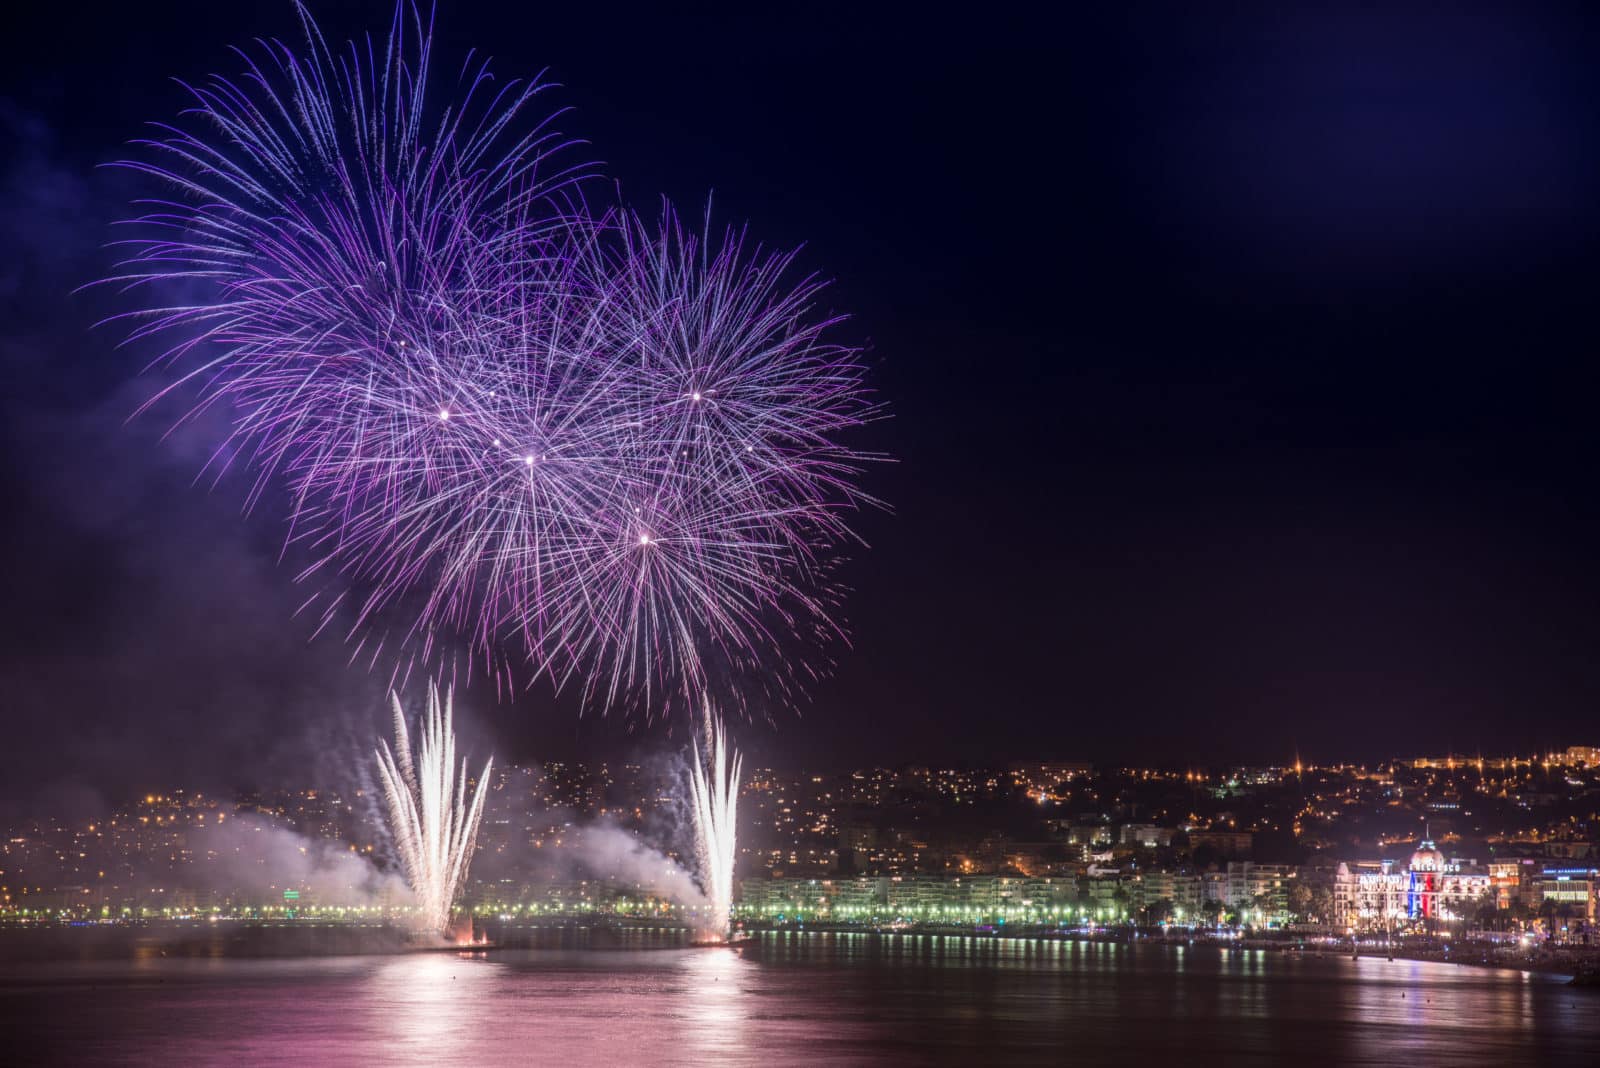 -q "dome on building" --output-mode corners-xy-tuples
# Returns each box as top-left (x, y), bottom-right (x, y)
(1409, 840), (1445, 872)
